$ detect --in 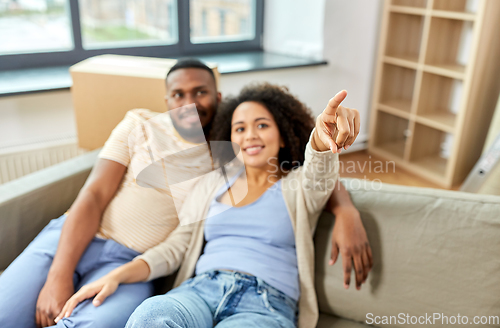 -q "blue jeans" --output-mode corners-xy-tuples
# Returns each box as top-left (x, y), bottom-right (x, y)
(0, 214), (155, 328)
(126, 270), (298, 328)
